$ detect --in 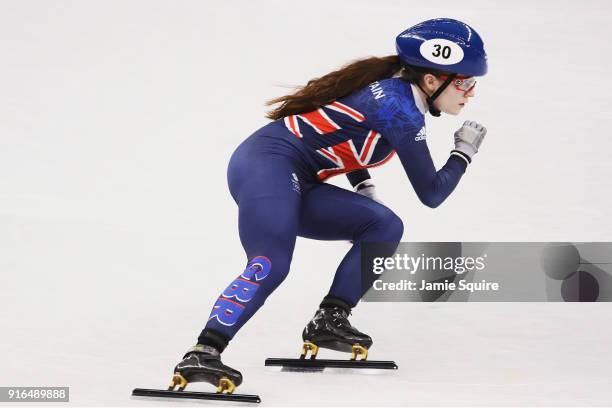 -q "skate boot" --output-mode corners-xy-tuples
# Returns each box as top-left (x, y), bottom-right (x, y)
(301, 306), (373, 361)
(169, 344), (242, 394)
